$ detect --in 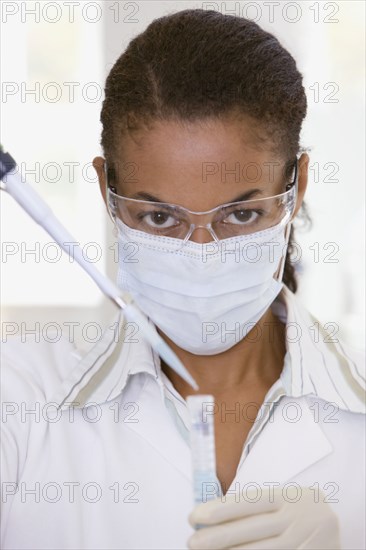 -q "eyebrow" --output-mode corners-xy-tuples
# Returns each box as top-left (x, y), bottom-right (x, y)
(129, 189), (264, 204)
